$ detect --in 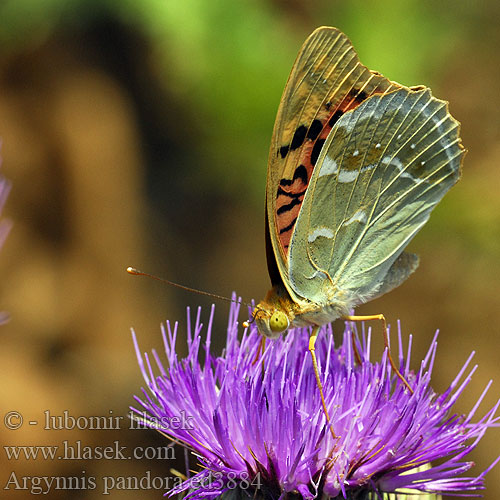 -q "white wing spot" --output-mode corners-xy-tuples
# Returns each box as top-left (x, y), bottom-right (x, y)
(428, 113), (457, 163)
(307, 270), (328, 282)
(375, 143), (381, 148)
(442, 139), (457, 162)
(397, 134), (402, 140)
(353, 149), (359, 156)
(343, 209), (367, 227)
(339, 108), (383, 135)
(308, 227), (334, 243)
(421, 161), (426, 166)
(382, 156), (419, 182)
(411, 143), (416, 149)
(319, 158), (339, 177)
(338, 163), (376, 183)
(338, 170), (358, 183)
